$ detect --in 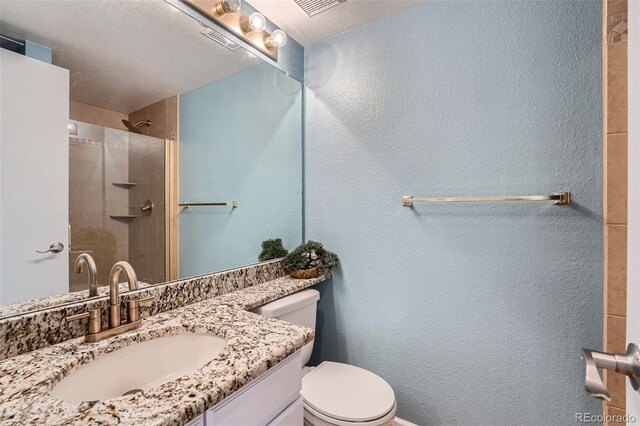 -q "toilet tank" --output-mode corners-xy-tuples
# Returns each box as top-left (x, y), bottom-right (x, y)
(251, 289), (320, 365)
